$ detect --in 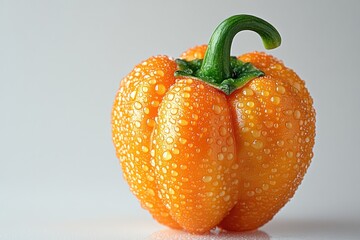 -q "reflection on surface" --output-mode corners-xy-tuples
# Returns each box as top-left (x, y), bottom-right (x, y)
(7, 217), (359, 239)
(147, 228), (269, 240)
(263, 218), (360, 239)
(147, 218), (360, 240)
